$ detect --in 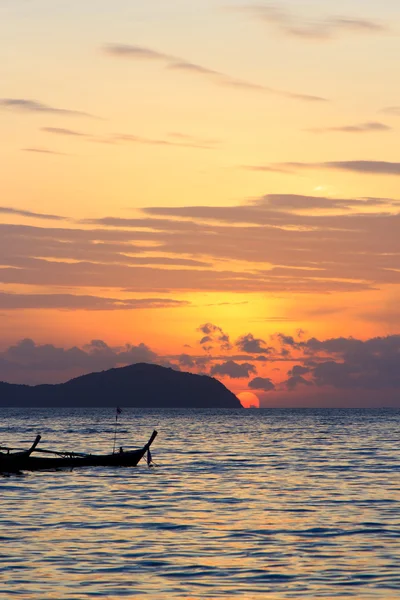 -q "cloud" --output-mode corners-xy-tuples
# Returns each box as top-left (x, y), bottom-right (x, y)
(177, 353), (210, 371)
(103, 43), (327, 103)
(177, 353), (196, 368)
(248, 161), (400, 176)
(259, 316), (297, 322)
(0, 207), (66, 221)
(248, 376), (275, 391)
(167, 132), (219, 146)
(107, 133), (214, 149)
(275, 333), (295, 345)
(236, 333), (274, 354)
(81, 215), (206, 232)
(198, 323), (232, 351)
(143, 193), (398, 221)
(41, 127), (87, 137)
(2, 330), (400, 402)
(308, 122), (391, 134)
(324, 161), (400, 175)
(300, 306), (349, 319)
(210, 360), (256, 379)
(0, 338), (159, 384)
(1, 189), (399, 296)
(1, 185), (400, 298)
(303, 334), (400, 363)
(272, 333), (301, 350)
(381, 107), (400, 116)
(22, 148), (68, 156)
(0, 292), (189, 311)
(203, 300), (249, 307)
(360, 306), (400, 326)
(256, 194), (378, 211)
(237, 5), (387, 41)
(104, 45), (170, 61)
(280, 334), (400, 392)
(0, 98), (94, 118)
(287, 365), (310, 376)
(285, 375), (313, 390)
(41, 126), (216, 150)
